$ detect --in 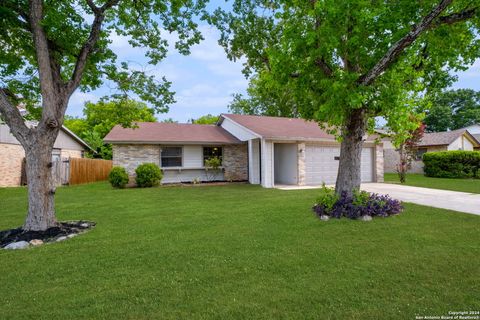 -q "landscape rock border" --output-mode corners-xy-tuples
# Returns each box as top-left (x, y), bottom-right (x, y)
(1, 221), (95, 250)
